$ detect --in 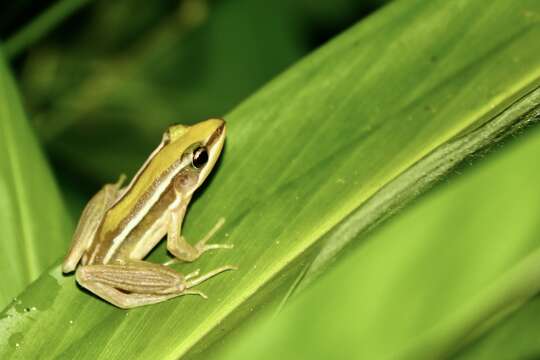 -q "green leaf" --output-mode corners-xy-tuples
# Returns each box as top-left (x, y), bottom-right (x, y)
(1, 0), (539, 358)
(0, 52), (72, 309)
(208, 103), (540, 360)
(455, 286), (540, 359)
